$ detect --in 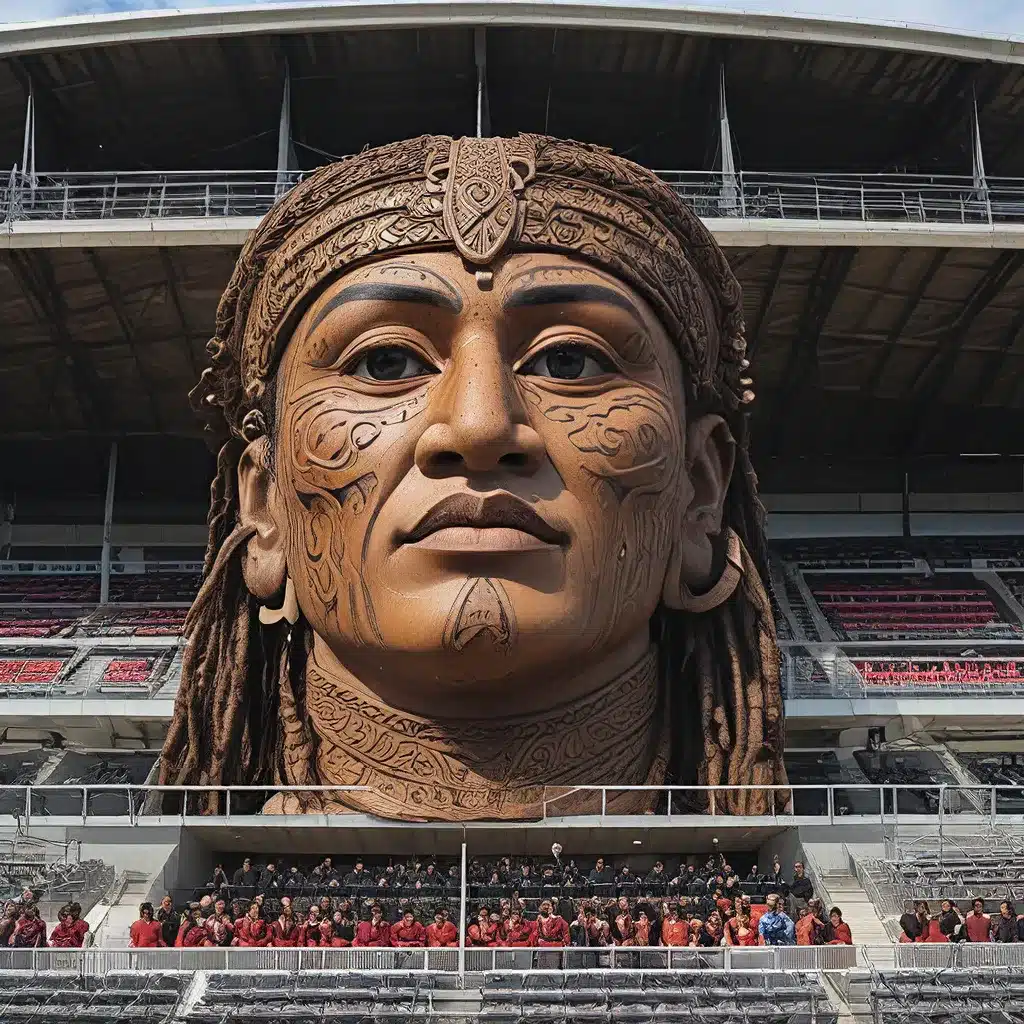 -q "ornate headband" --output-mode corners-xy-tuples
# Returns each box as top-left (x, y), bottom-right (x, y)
(196, 134), (751, 443)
